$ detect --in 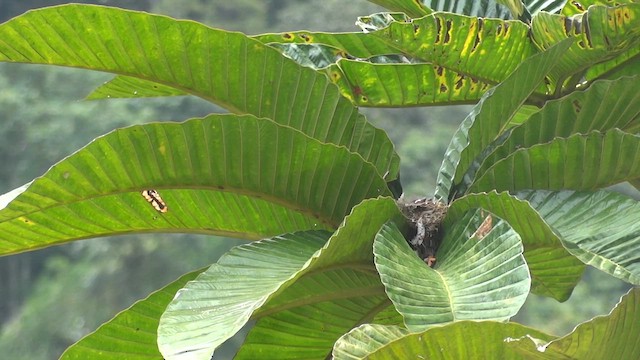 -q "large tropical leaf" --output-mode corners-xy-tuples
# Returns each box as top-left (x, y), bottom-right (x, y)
(0, 4), (399, 179)
(407, 0), (566, 19)
(0, 114), (391, 255)
(333, 321), (555, 359)
(512, 287), (640, 359)
(373, 209), (530, 331)
(158, 197), (406, 359)
(530, 4), (640, 87)
(457, 75), (640, 194)
(517, 189), (640, 285)
(434, 39), (571, 201)
(446, 191), (584, 301)
(469, 129), (640, 193)
(366, 0), (432, 17)
(60, 269), (203, 359)
(325, 60), (493, 106)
